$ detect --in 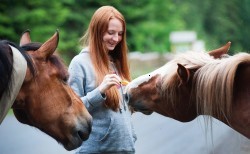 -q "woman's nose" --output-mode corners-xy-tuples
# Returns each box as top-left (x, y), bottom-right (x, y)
(112, 34), (119, 42)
